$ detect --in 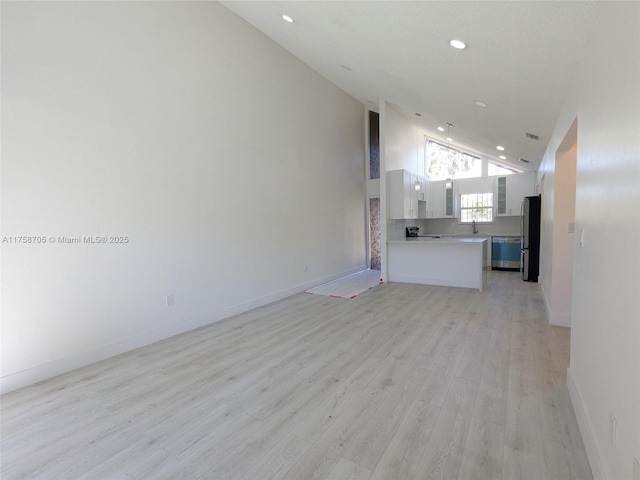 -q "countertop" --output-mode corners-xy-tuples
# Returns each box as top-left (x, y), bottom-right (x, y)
(388, 237), (488, 244)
